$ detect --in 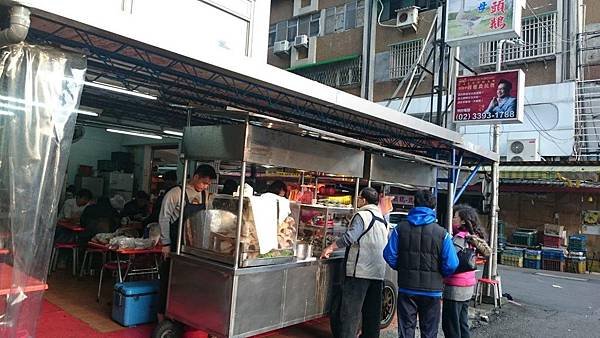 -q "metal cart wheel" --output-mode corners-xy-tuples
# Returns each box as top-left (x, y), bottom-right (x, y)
(151, 319), (183, 338)
(380, 280), (397, 329)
